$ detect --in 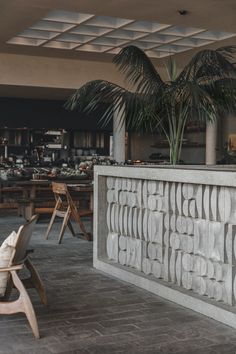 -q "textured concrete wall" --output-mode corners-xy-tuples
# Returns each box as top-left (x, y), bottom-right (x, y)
(94, 165), (236, 328)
